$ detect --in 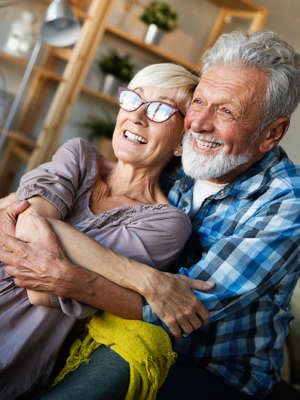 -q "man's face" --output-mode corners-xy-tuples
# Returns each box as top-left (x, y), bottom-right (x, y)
(182, 65), (269, 183)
